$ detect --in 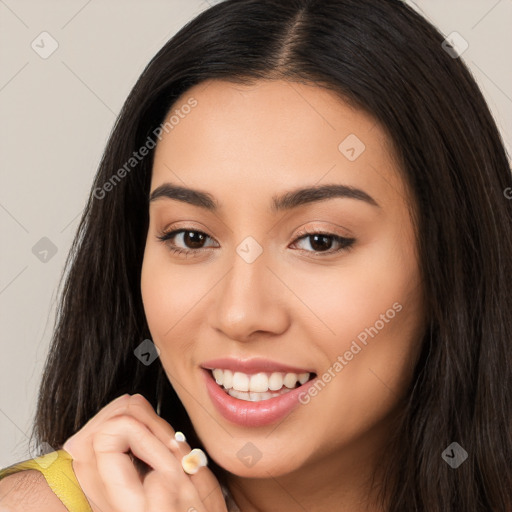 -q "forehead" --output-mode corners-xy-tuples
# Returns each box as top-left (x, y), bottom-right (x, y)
(150, 79), (407, 210)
